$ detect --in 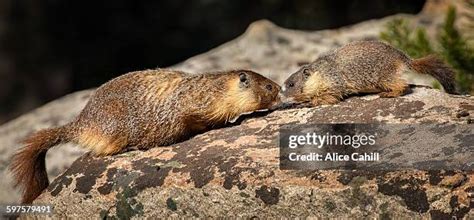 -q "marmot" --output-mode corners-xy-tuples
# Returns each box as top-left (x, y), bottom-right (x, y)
(10, 69), (281, 203)
(282, 40), (457, 106)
